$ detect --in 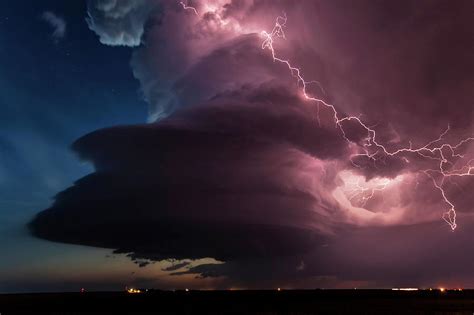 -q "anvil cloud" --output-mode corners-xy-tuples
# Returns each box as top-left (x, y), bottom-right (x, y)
(30, 0), (474, 287)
